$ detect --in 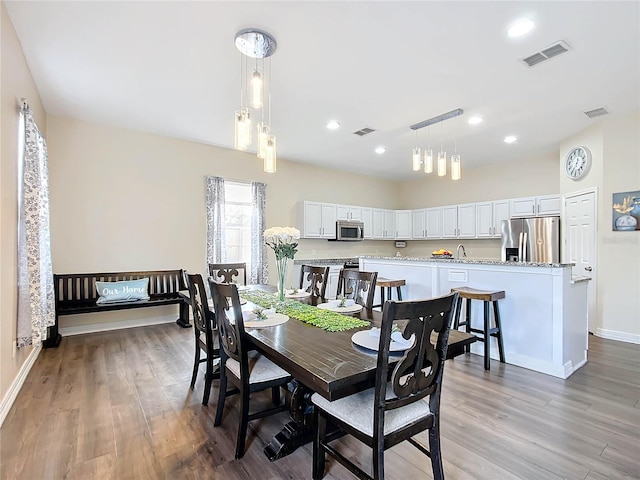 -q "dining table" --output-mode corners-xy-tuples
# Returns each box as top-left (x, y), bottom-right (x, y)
(237, 285), (476, 461)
